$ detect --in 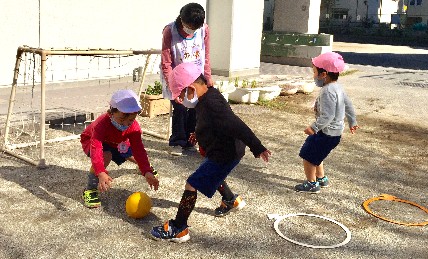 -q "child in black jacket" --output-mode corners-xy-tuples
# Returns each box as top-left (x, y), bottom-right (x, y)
(151, 62), (271, 243)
